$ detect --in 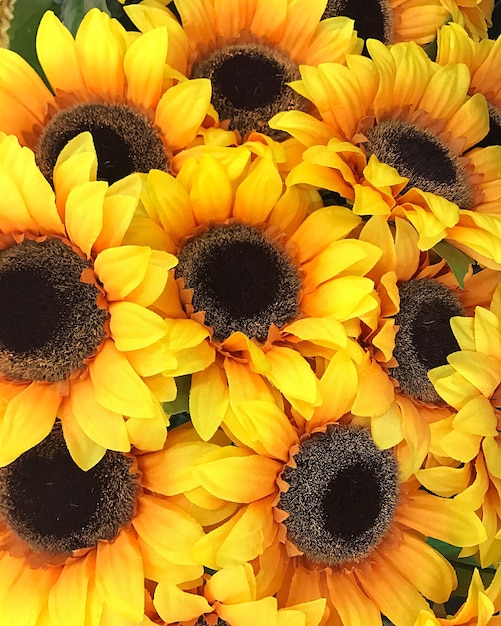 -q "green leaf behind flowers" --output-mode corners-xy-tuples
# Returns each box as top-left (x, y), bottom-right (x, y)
(60, 0), (109, 35)
(432, 241), (475, 288)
